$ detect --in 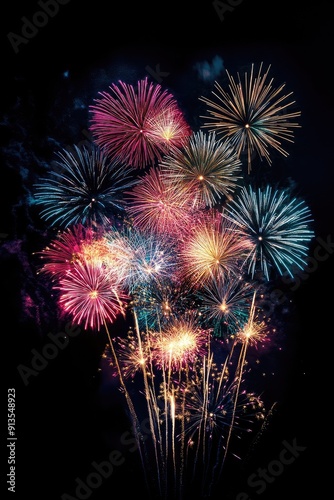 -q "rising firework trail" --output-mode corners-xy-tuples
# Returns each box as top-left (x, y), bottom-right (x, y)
(216, 291), (267, 487)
